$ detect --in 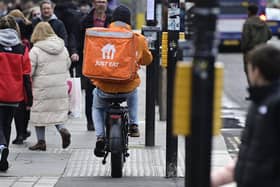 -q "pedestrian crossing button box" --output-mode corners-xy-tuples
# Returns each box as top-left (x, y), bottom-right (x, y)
(141, 26), (161, 50)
